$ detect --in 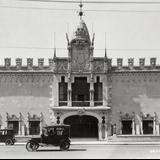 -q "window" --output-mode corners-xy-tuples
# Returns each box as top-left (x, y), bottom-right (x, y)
(72, 77), (90, 107)
(59, 76), (68, 106)
(94, 77), (103, 106)
(8, 121), (19, 135)
(29, 121), (40, 135)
